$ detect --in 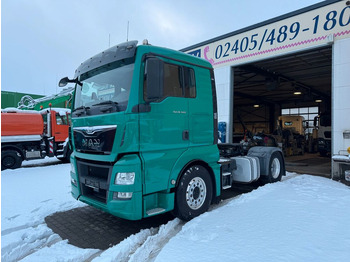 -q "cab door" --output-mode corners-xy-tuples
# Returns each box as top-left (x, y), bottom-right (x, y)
(51, 111), (69, 142)
(139, 57), (190, 194)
